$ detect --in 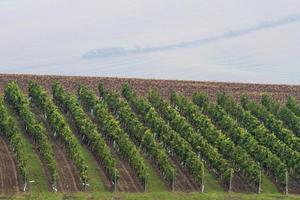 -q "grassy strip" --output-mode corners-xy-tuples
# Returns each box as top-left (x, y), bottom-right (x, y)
(261, 174), (279, 194)
(20, 135), (49, 192)
(6, 104), (49, 192)
(77, 144), (106, 191)
(202, 166), (224, 193)
(6, 192), (300, 200)
(142, 157), (167, 192)
(59, 111), (106, 191)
